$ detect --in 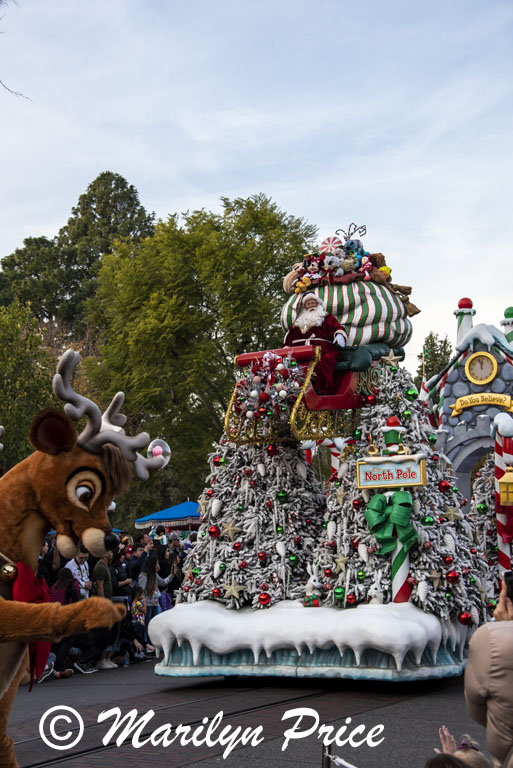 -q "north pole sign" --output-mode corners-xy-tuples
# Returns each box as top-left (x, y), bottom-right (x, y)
(356, 453), (427, 489)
